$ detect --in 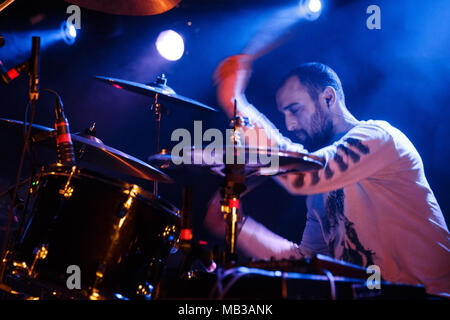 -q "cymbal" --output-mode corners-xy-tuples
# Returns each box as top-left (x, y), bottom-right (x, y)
(148, 146), (323, 177)
(0, 118), (172, 183)
(94, 75), (218, 112)
(64, 0), (181, 16)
